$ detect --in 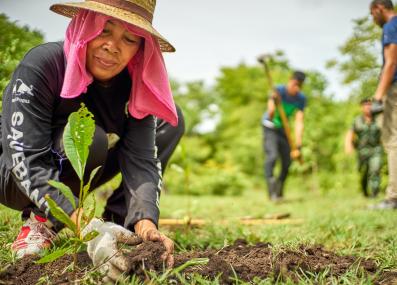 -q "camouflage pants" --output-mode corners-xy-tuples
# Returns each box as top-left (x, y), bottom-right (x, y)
(358, 150), (382, 197)
(382, 83), (397, 200)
